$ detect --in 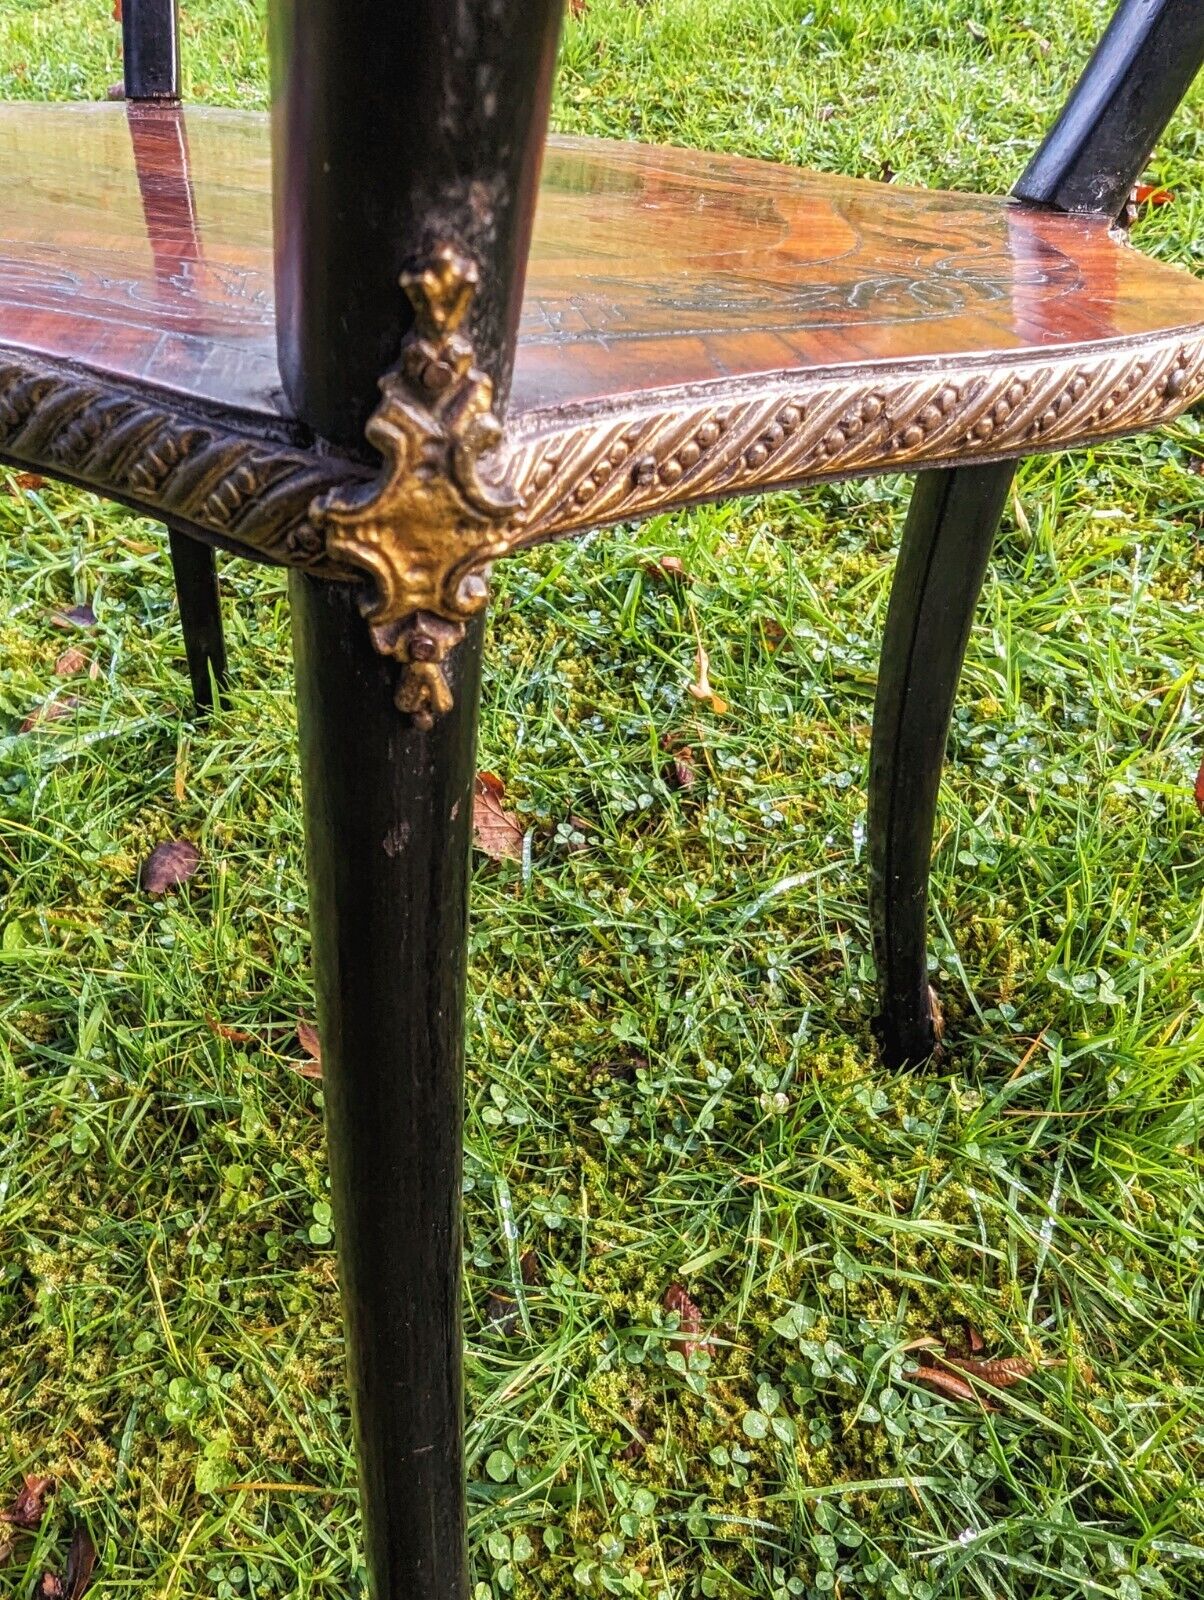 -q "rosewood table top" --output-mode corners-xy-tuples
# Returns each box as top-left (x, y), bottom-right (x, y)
(2, 101), (1203, 568)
